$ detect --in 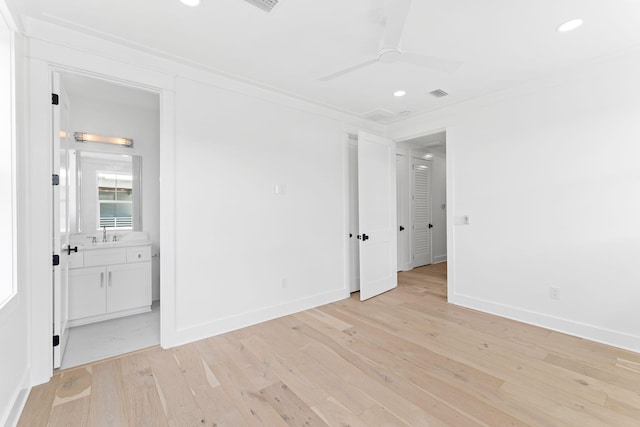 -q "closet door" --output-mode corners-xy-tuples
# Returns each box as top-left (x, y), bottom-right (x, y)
(412, 159), (432, 267)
